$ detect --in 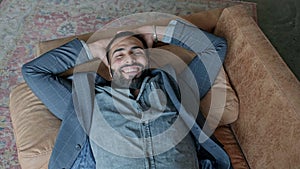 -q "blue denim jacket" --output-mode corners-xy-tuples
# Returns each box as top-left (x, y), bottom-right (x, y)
(22, 19), (231, 169)
(83, 72), (198, 169)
